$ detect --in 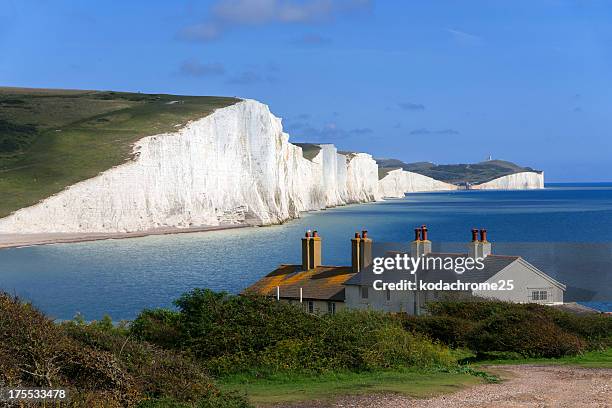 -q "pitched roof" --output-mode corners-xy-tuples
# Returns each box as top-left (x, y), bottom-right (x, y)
(244, 264), (355, 301)
(345, 252), (519, 286)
